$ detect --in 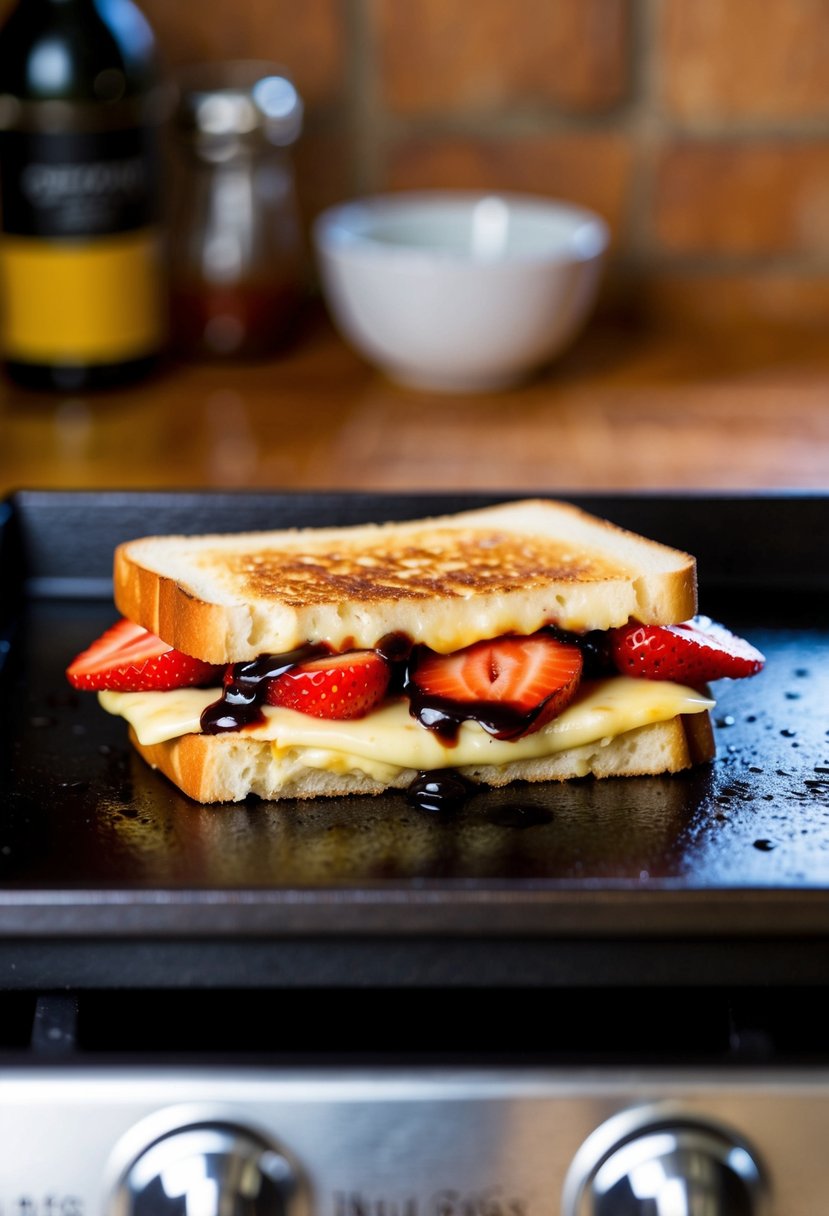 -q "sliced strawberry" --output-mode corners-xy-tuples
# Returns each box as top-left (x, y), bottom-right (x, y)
(265, 649), (391, 719)
(408, 631), (583, 740)
(66, 618), (222, 692)
(608, 615), (765, 683)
